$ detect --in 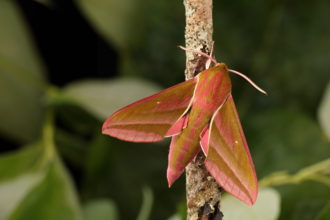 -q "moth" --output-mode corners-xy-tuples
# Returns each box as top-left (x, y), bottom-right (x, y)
(102, 47), (267, 206)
